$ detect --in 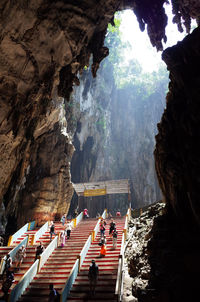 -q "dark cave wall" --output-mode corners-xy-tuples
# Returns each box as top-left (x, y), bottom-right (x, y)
(0, 0), (122, 228)
(155, 26), (200, 225)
